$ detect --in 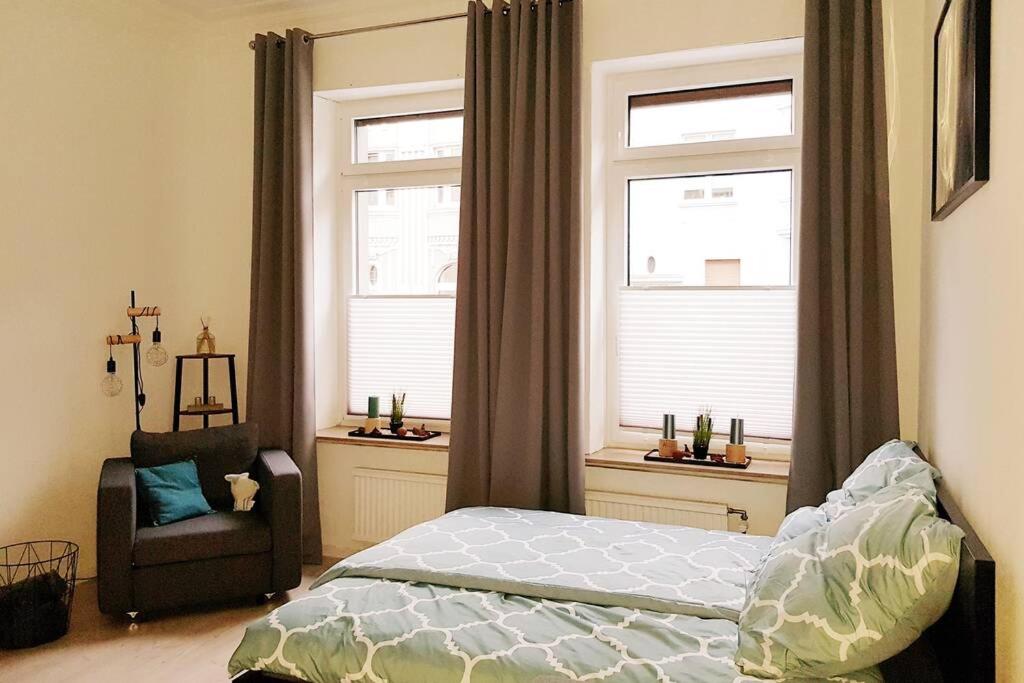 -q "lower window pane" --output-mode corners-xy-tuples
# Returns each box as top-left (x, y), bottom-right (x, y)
(348, 297), (454, 421)
(356, 185), (459, 295)
(618, 287), (796, 439)
(628, 170), (792, 287)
